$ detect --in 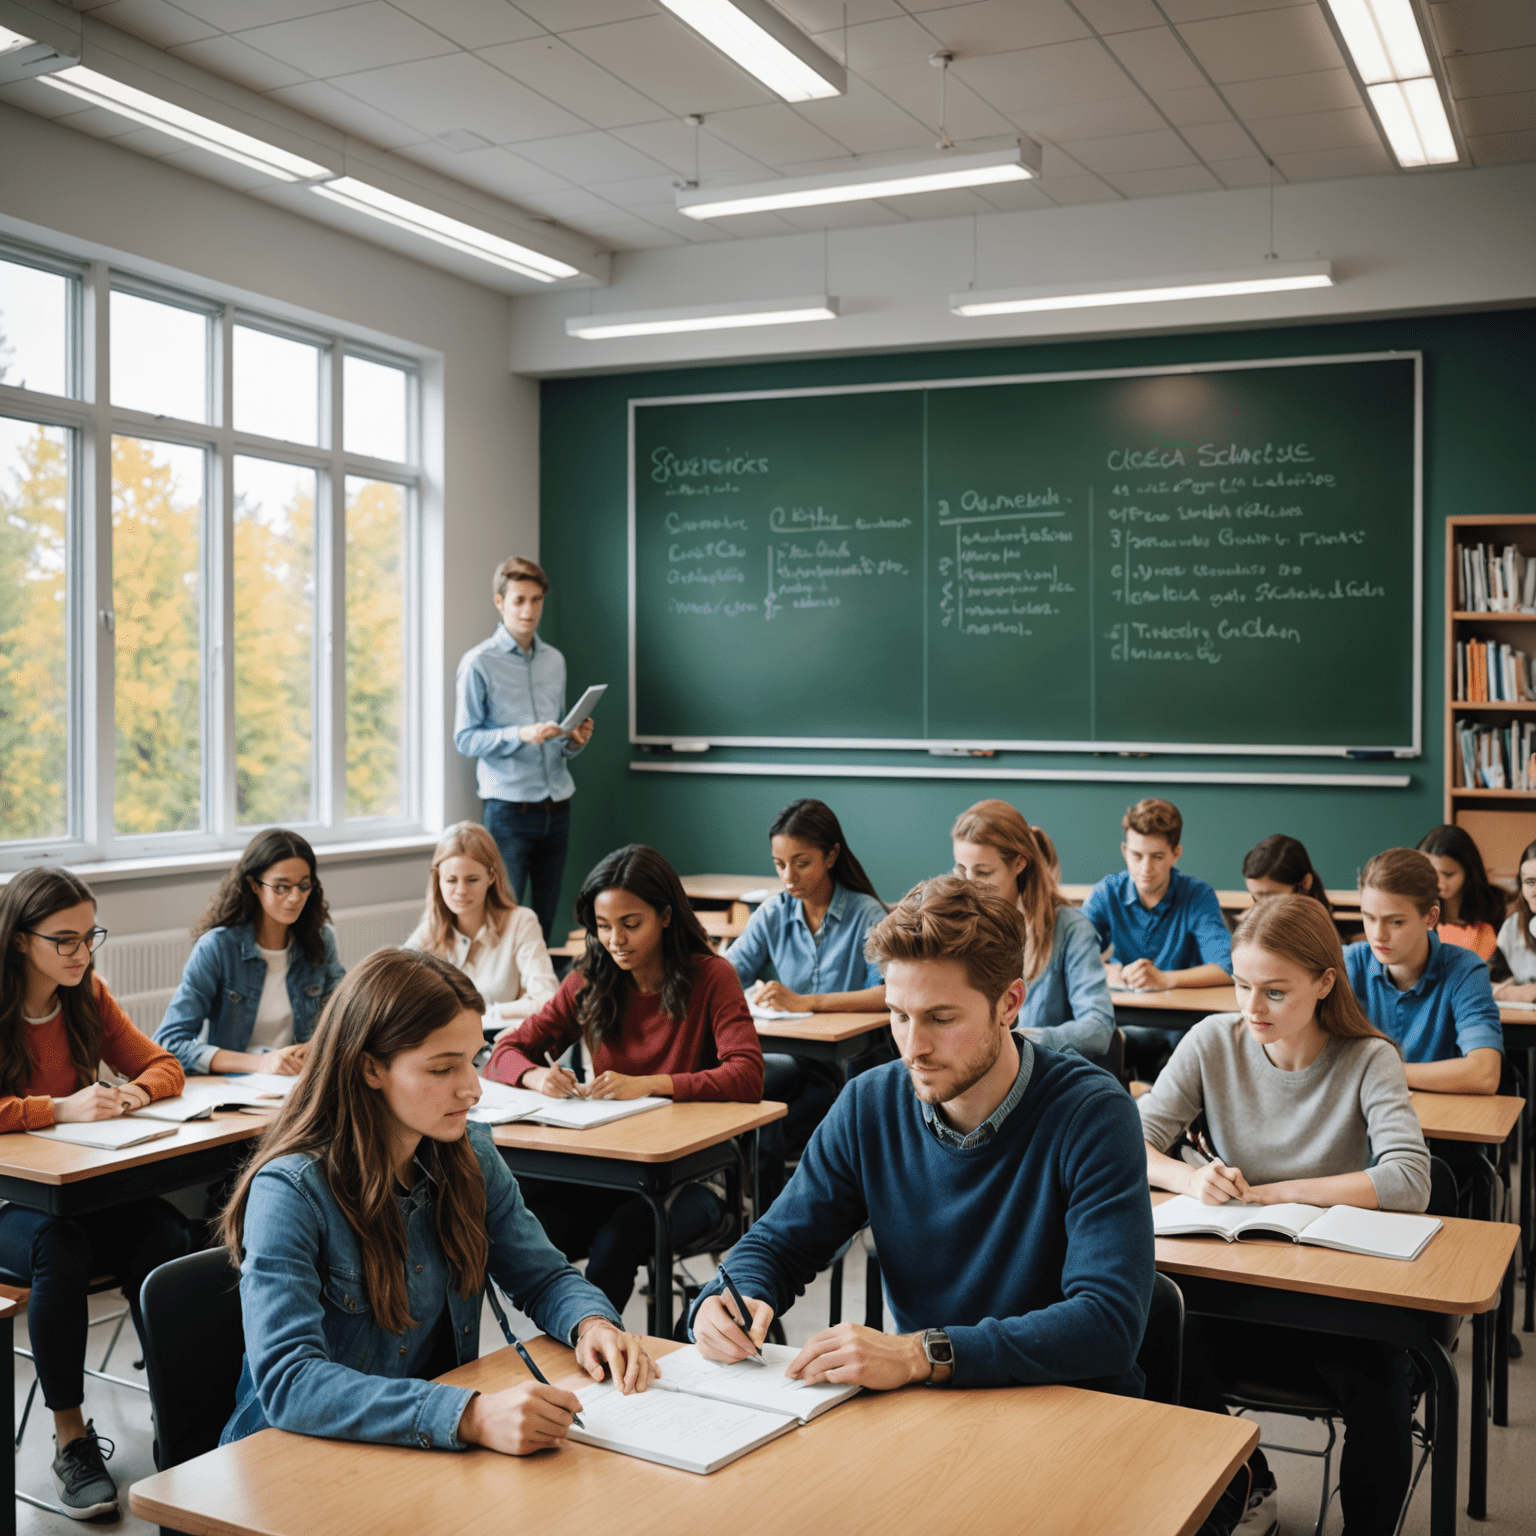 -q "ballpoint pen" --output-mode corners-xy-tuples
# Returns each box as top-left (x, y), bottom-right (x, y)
(716, 1264), (766, 1364)
(485, 1283), (585, 1427)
